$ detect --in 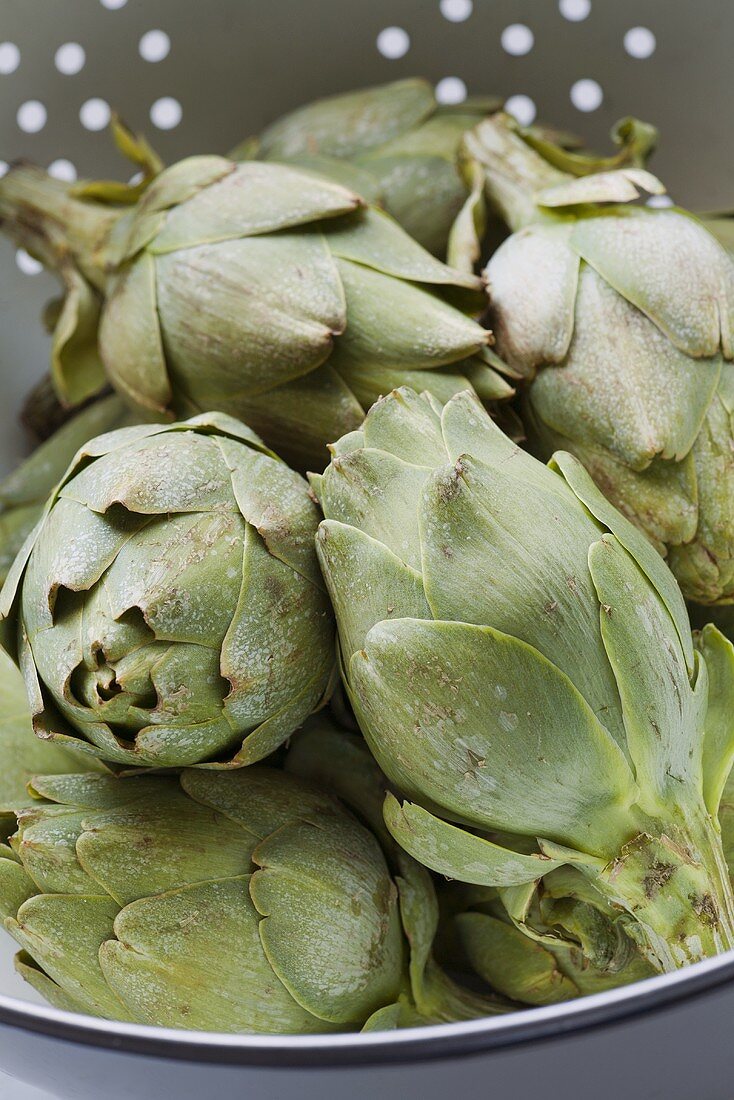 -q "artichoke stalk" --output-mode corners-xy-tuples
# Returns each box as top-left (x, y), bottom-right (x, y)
(455, 112), (734, 624)
(232, 77), (501, 258)
(0, 156), (512, 471)
(0, 413), (335, 769)
(312, 387), (734, 973)
(0, 394), (134, 586)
